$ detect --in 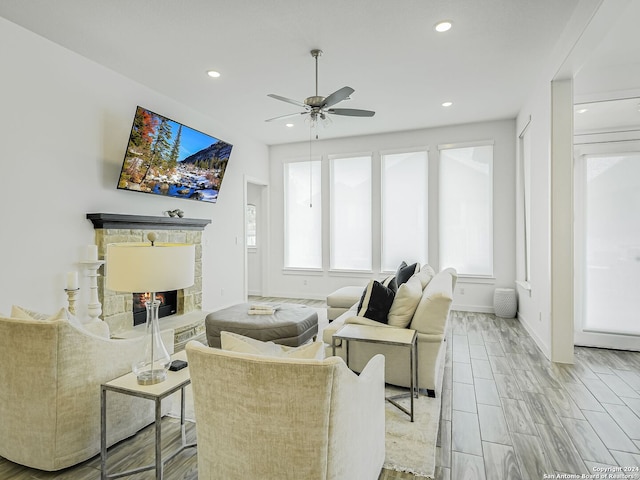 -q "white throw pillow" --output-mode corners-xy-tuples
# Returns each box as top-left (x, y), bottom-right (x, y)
(220, 331), (325, 360)
(415, 264), (436, 289)
(387, 276), (422, 328)
(11, 305), (67, 322)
